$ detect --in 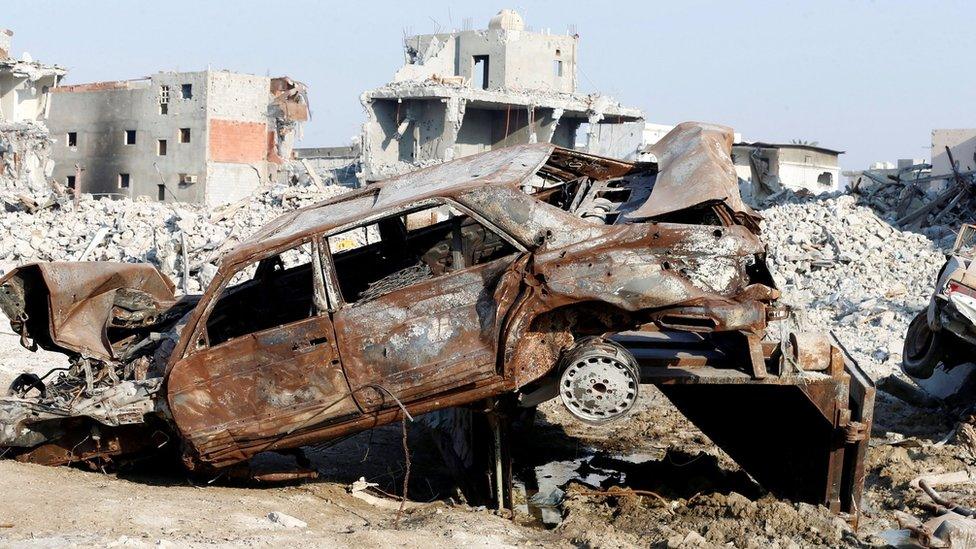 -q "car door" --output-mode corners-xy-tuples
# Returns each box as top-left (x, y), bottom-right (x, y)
(166, 238), (361, 465)
(325, 200), (524, 411)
